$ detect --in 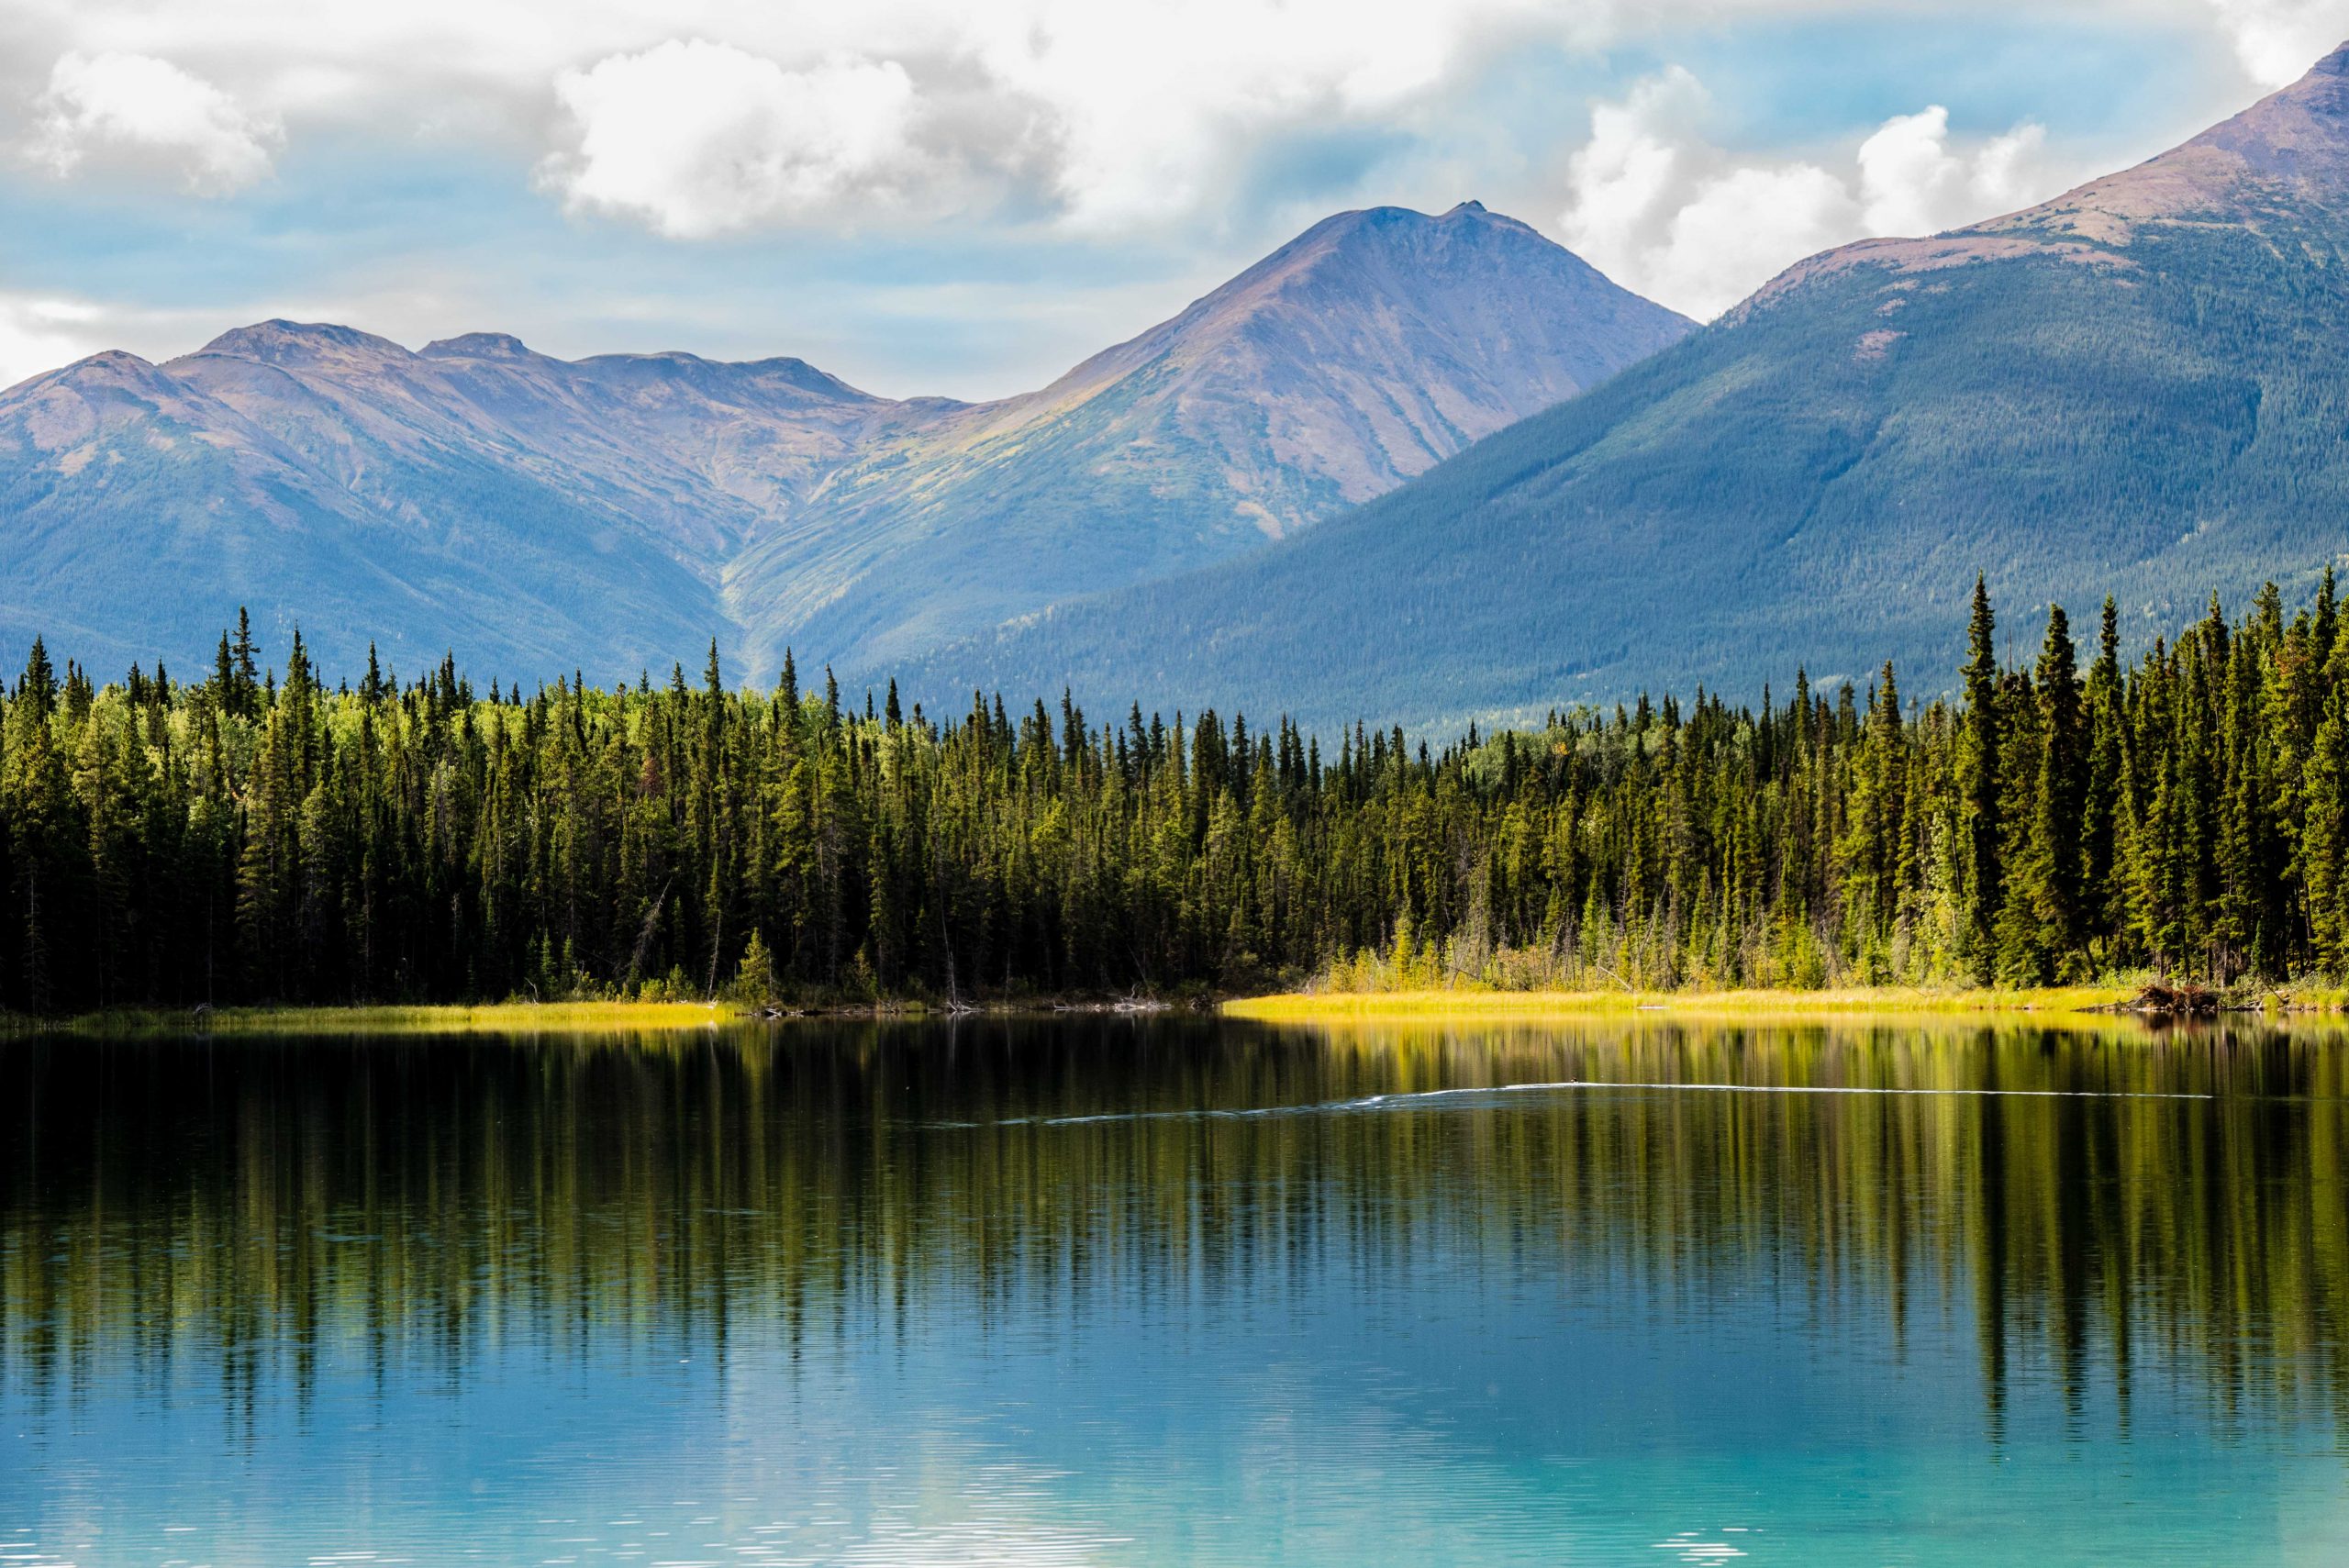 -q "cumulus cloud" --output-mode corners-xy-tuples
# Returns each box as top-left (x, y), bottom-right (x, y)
(1856, 108), (2051, 237)
(545, 41), (931, 238)
(10, 0), (2341, 240)
(2204, 0), (2349, 87)
(30, 50), (280, 194)
(6, 0), (2338, 395)
(1561, 70), (2073, 318)
(533, 2), (1534, 239)
(963, 0), (1505, 230)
